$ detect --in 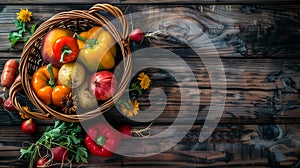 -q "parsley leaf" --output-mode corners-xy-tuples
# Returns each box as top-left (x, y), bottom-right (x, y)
(19, 120), (89, 165)
(131, 82), (143, 95)
(19, 144), (35, 161)
(30, 23), (38, 34)
(13, 19), (26, 31)
(9, 19), (38, 48)
(23, 36), (31, 44)
(8, 32), (22, 47)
